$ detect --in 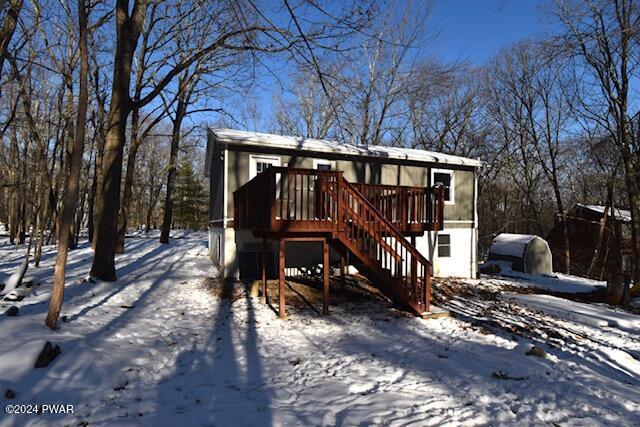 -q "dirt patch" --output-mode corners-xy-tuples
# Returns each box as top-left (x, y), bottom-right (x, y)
(204, 274), (398, 314)
(203, 277), (248, 302)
